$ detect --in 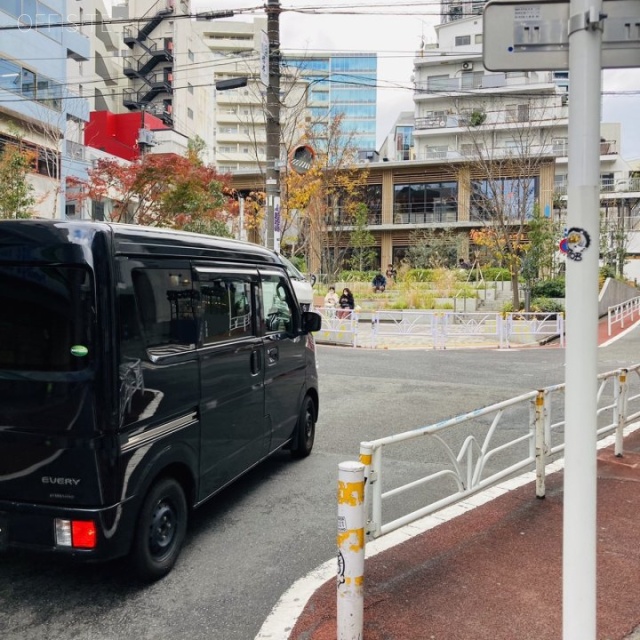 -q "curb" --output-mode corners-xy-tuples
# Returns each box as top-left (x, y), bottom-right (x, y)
(254, 422), (640, 640)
